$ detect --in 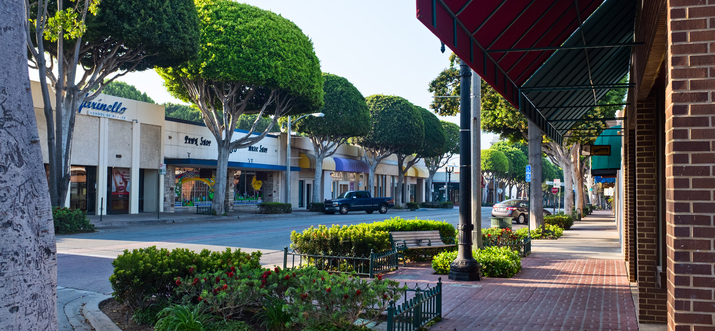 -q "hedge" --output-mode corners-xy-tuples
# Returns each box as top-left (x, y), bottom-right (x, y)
(432, 246), (521, 278)
(290, 217), (456, 259)
(109, 246), (261, 310)
(419, 201), (454, 209)
(544, 215), (574, 230)
(308, 202), (325, 212)
(257, 202), (292, 214)
(53, 207), (95, 234)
